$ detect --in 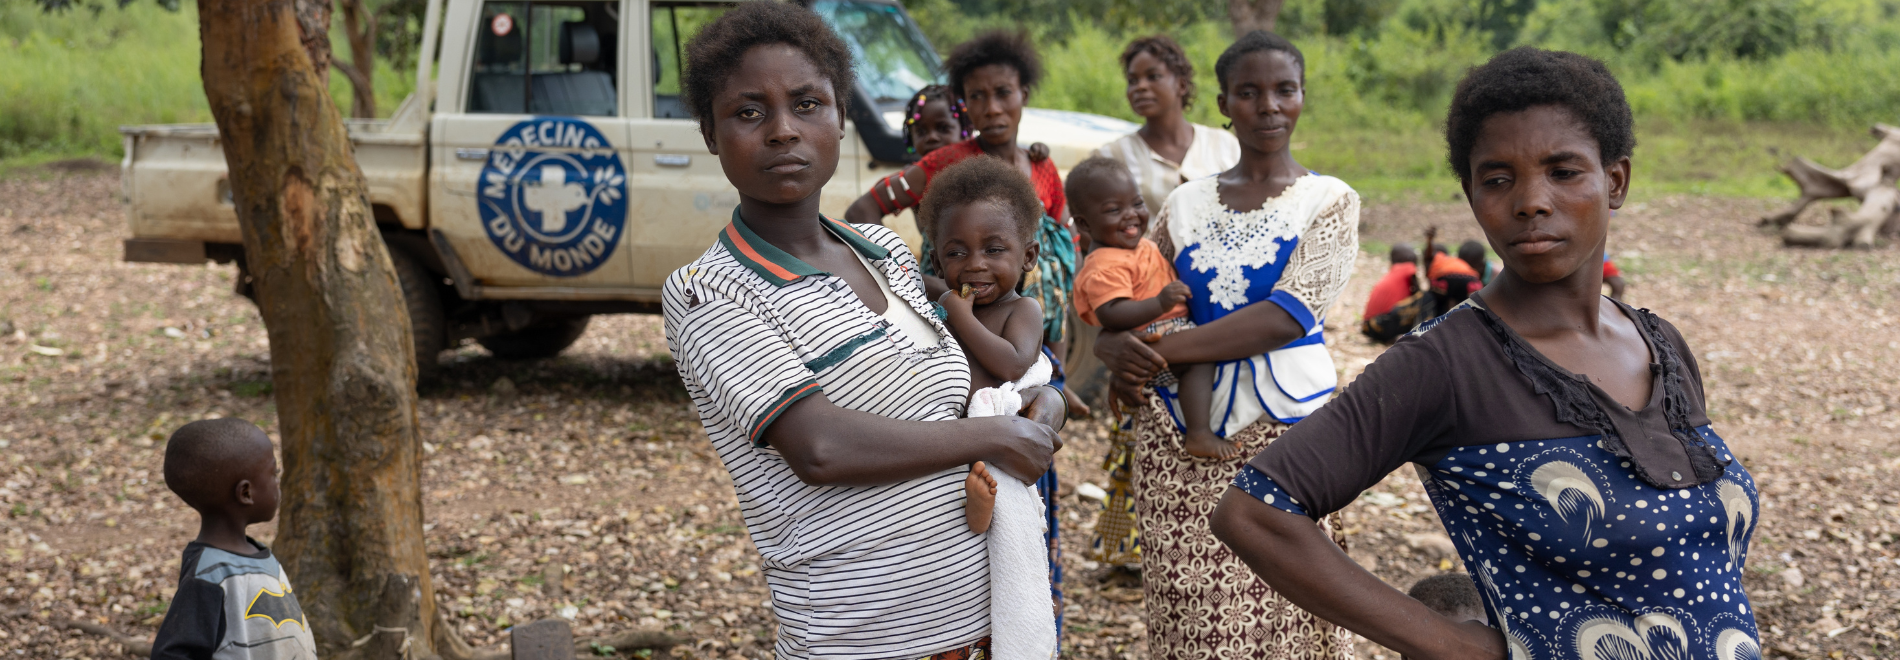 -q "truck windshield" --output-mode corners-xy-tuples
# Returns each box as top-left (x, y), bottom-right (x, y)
(809, 1), (941, 111)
